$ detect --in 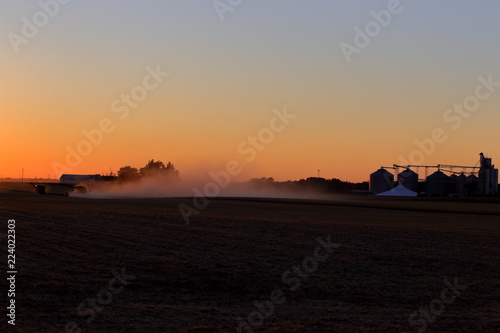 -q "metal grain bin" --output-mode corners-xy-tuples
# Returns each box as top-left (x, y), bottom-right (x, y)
(398, 168), (419, 192)
(426, 170), (452, 197)
(451, 173), (467, 197)
(370, 168), (394, 194)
